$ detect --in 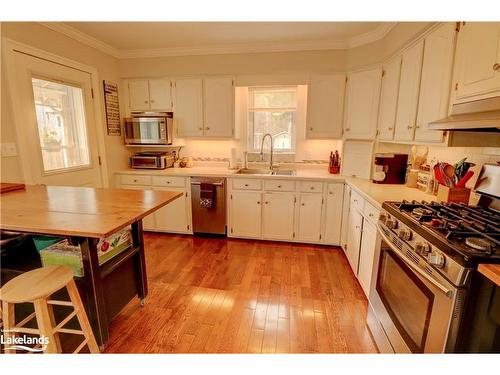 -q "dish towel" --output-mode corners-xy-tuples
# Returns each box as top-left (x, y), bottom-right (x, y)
(200, 182), (214, 208)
